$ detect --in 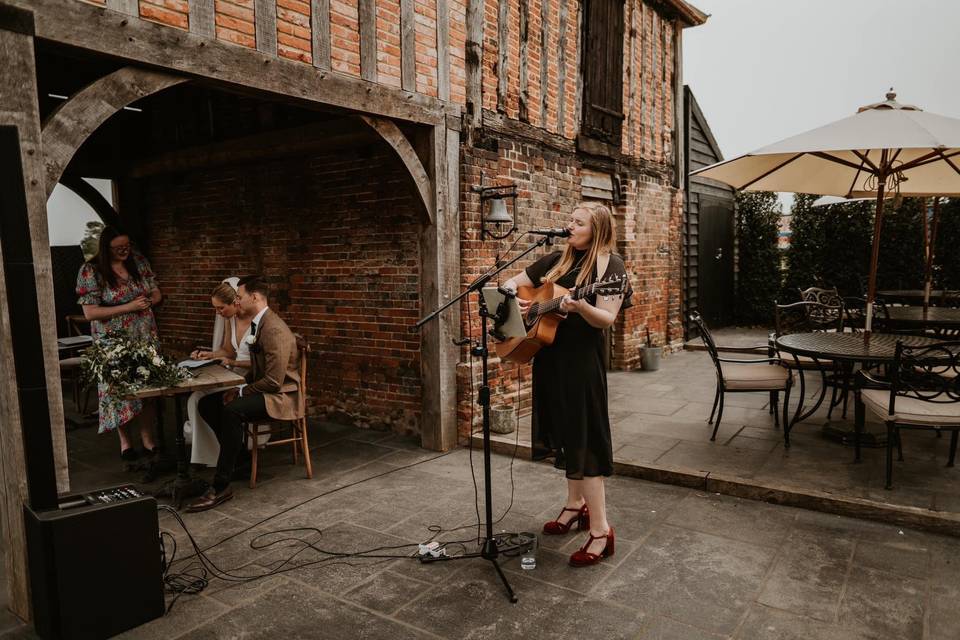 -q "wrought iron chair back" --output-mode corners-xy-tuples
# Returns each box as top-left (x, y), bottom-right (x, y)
(841, 296), (888, 332)
(799, 286), (841, 306)
(774, 301), (843, 337)
(689, 311), (722, 379)
(890, 341), (960, 408)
